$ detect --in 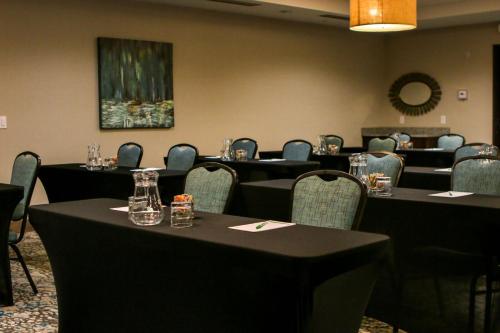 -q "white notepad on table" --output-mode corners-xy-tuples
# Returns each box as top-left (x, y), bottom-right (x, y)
(259, 159), (286, 162)
(429, 191), (473, 198)
(111, 206), (129, 212)
(434, 168), (452, 172)
(229, 221), (295, 232)
(130, 167), (163, 171)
